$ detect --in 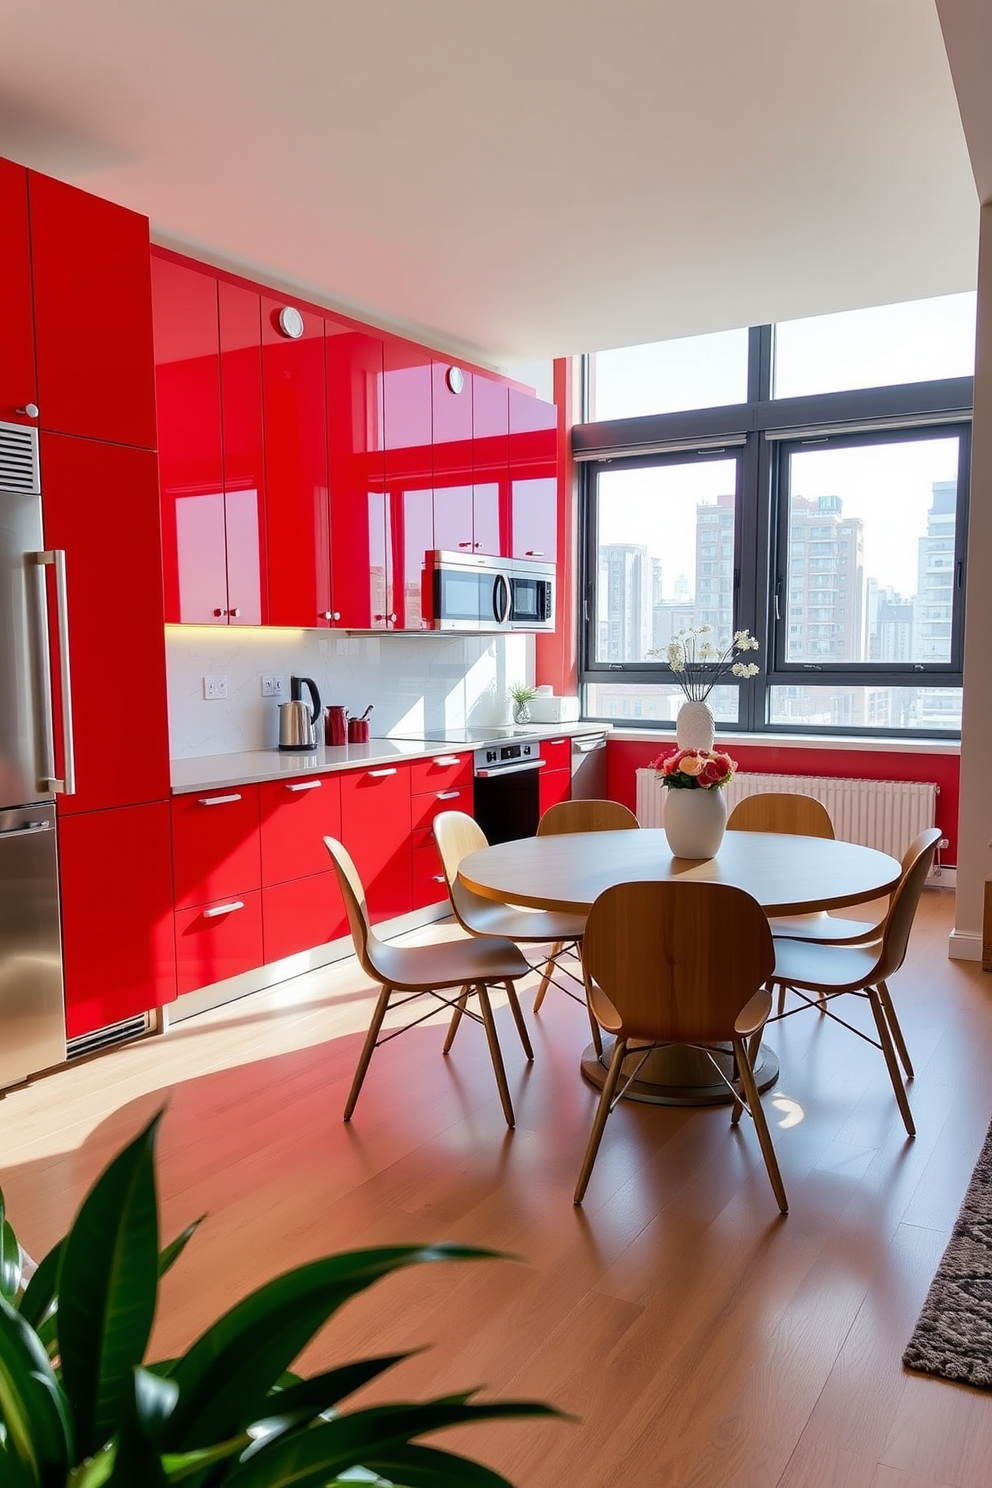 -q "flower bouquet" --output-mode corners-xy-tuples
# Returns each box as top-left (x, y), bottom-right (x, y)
(651, 746), (738, 790)
(649, 626), (760, 702)
(650, 746), (738, 855)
